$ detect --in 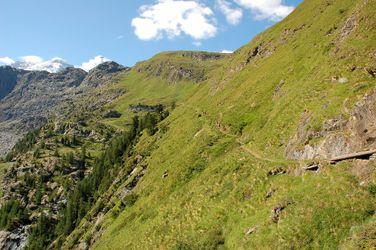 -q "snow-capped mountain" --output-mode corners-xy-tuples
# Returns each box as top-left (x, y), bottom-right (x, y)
(0, 55), (112, 73)
(10, 57), (73, 73)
